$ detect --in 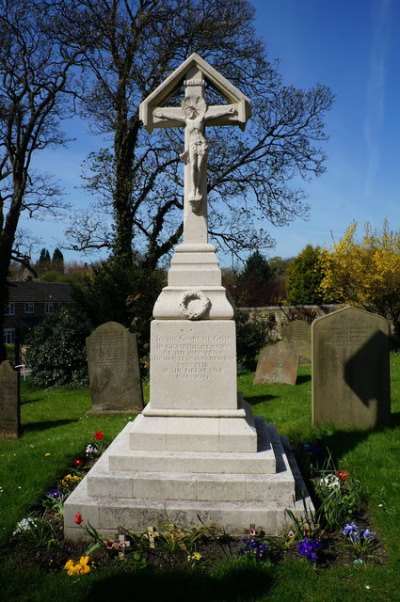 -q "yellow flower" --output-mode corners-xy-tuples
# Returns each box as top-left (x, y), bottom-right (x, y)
(78, 556), (91, 574)
(64, 556), (91, 576)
